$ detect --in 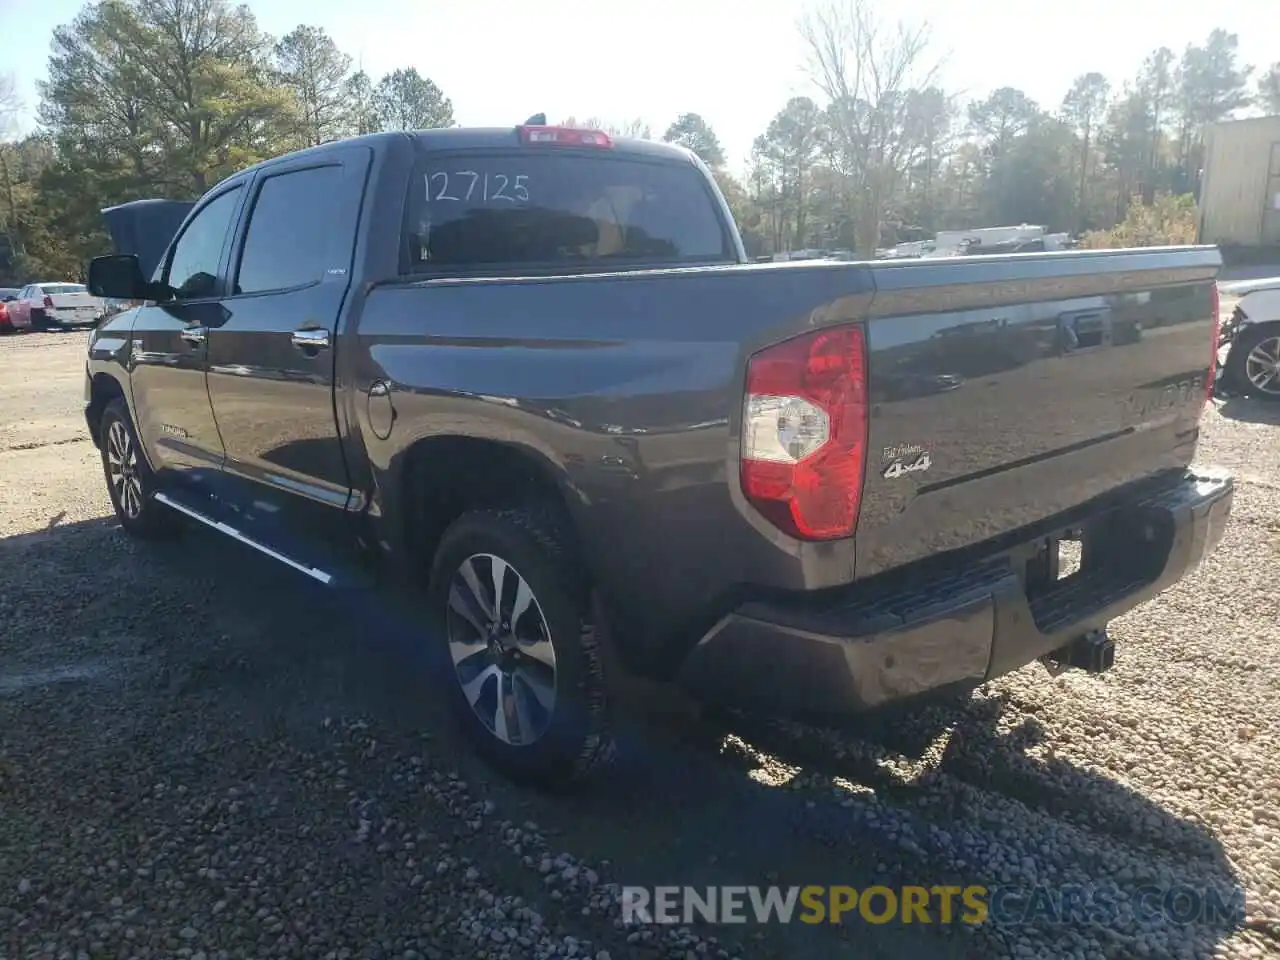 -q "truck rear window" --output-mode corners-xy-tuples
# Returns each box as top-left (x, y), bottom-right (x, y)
(405, 154), (731, 271)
